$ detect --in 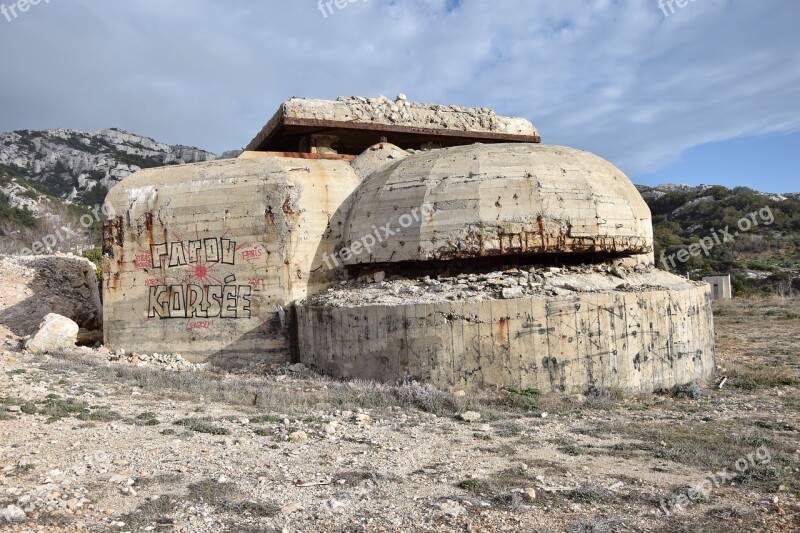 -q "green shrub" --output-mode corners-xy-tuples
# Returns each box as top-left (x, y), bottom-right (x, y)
(0, 192), (38, 229)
